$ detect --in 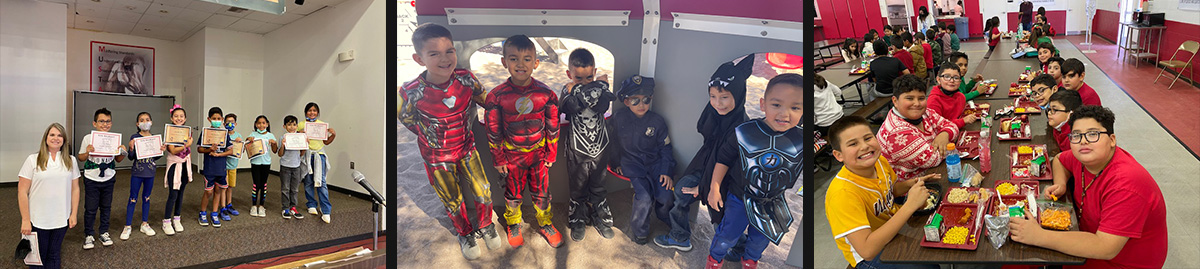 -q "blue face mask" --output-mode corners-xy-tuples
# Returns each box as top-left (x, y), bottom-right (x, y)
(256, 128), (267, 134)
(225, 123), (236, 130)
(306, 117), (316, 122)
